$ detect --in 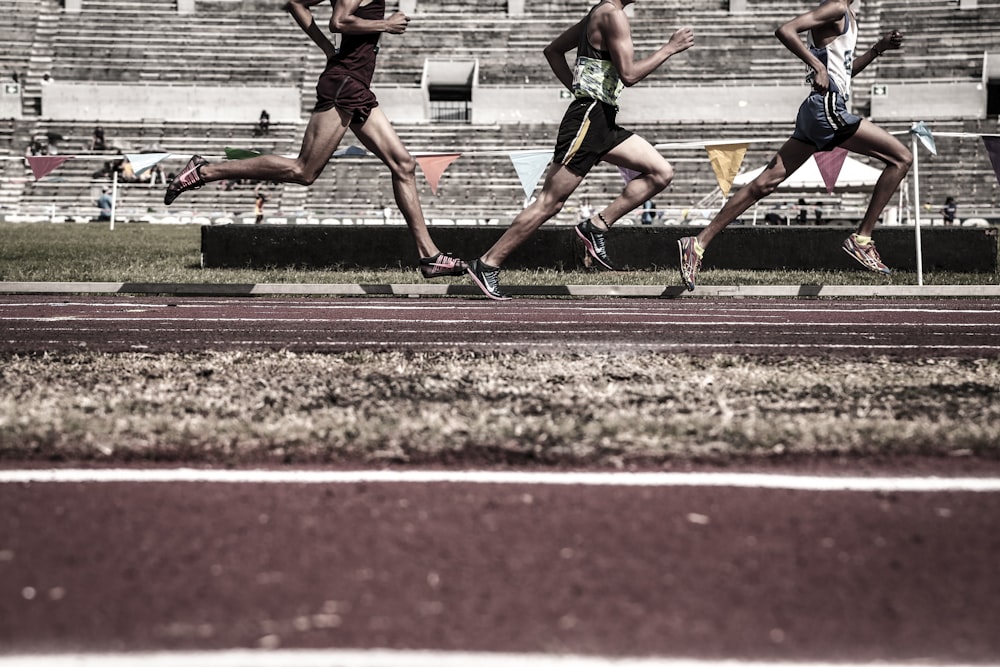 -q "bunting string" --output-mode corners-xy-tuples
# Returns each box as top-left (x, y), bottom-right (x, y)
(7, 128), (1000, 196)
